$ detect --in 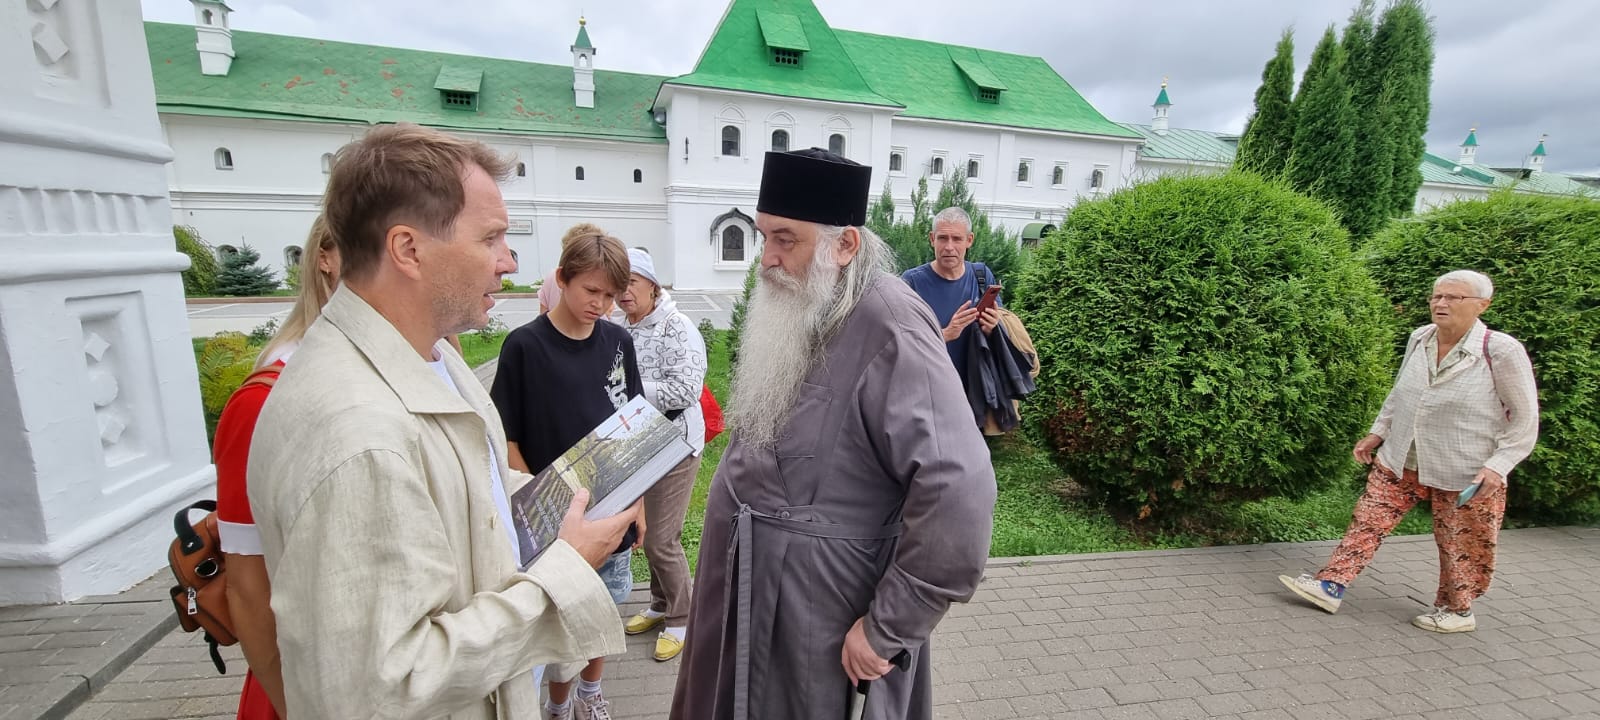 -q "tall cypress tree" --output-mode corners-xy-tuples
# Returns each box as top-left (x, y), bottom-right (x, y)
(1373, 0), (1435, 216)
(1234, 29), (1297, 178)
(1286, 26), (1356, 203)
(1338, 0), (1393, 238)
